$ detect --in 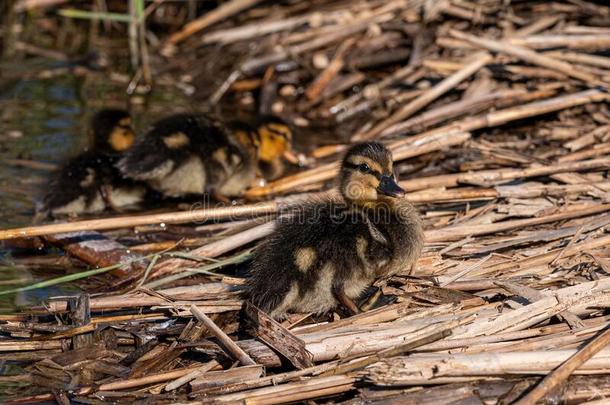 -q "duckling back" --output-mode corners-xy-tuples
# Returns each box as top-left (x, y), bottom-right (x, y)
(117, 114), (257, 198)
